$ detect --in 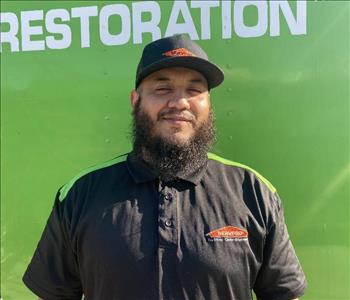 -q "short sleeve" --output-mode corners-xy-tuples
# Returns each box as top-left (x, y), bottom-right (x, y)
(253, 194), (307, 300)
(23, 190), (83, 300)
